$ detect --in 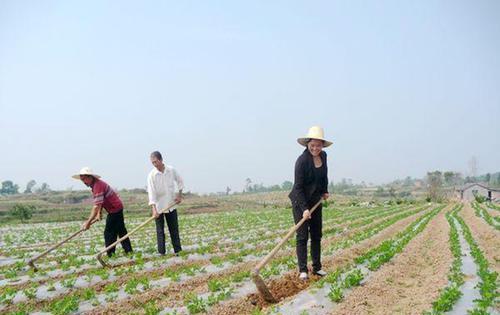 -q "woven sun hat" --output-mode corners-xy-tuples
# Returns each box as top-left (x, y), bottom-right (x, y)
(297, 126), (333, 147)
(72, 167), (101, 180)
